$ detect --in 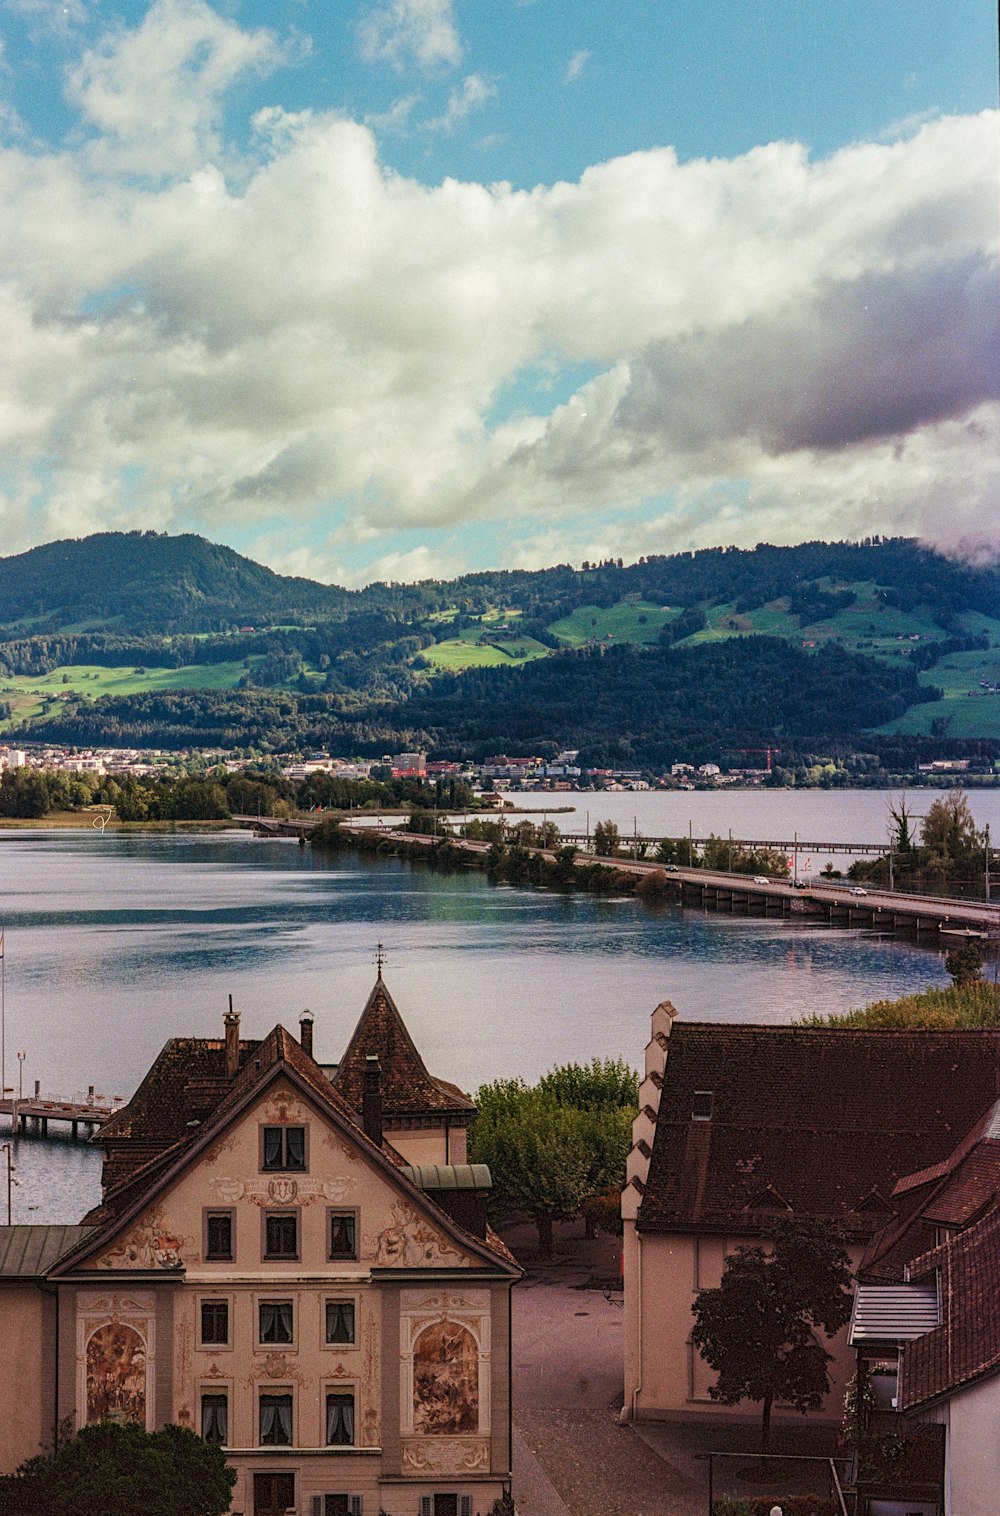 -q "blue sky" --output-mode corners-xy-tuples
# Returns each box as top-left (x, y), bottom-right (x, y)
(0, 0), (997, 585)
